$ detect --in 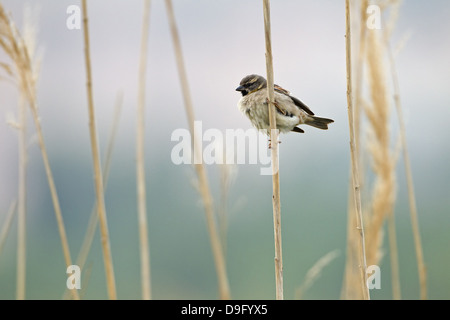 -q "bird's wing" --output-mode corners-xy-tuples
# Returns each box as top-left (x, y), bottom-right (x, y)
(274, 84), (315, 116)
(289, 95), (315, 116)
(274, 84), (290, 95)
